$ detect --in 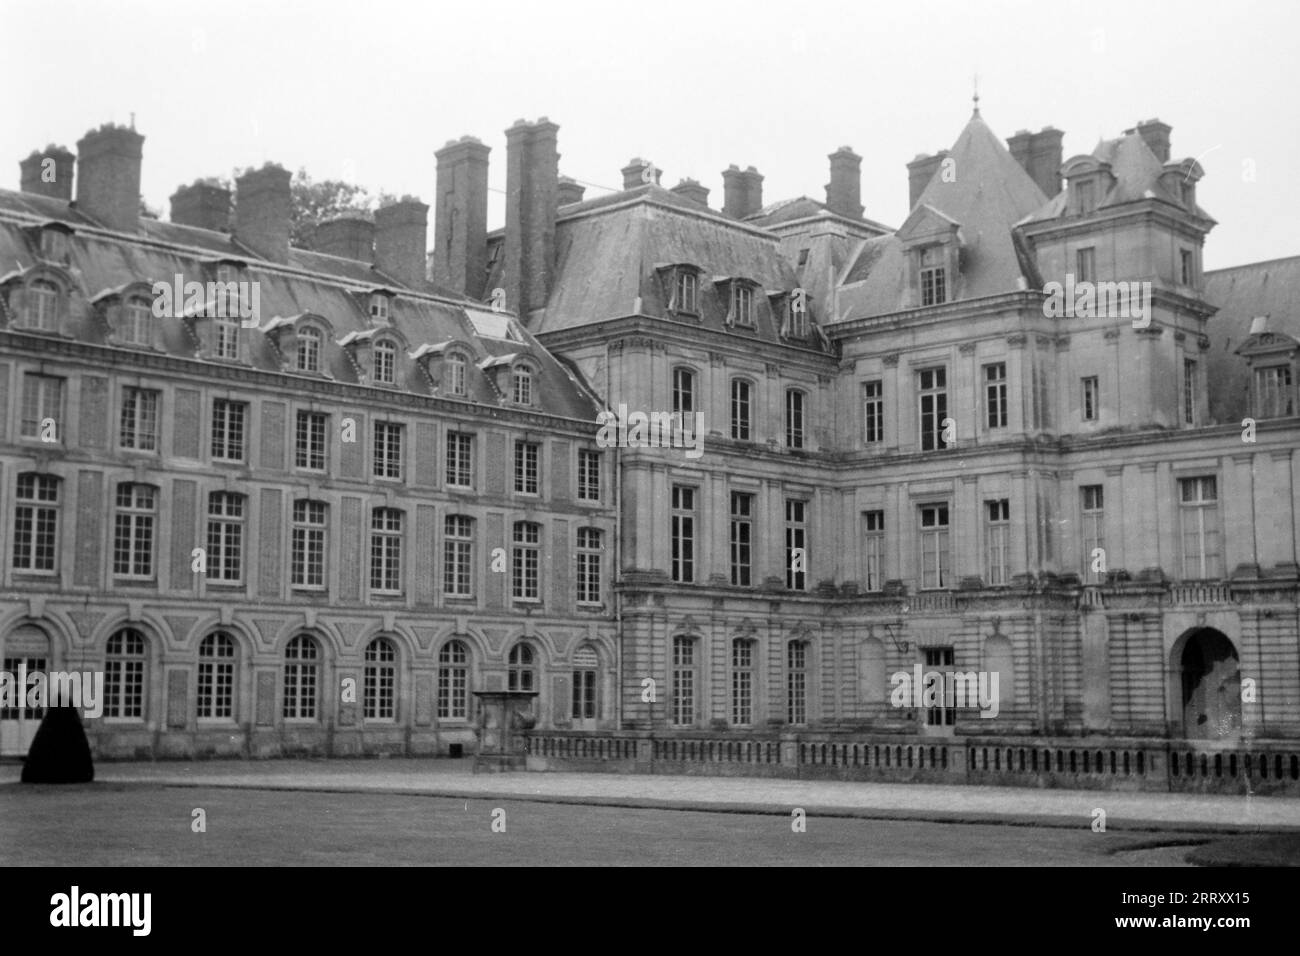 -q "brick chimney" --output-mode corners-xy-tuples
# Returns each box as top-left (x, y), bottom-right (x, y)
(170, 181), (232, 232)
(20, 146), (74, 201)
(433, 136), (490, 298)
(558, 176), (586, 205)
(906, 150), (949, 208)
(741, 167), (763, 217)
(312, 216), (374, 261)
(723, 165), (763, 218)
(1007, 127), (1064, 198)
(825, 146), (863, 219)
(503, 118), (559, 321)
(75, 124), (144, 233)
(1127, 118), (1171, 163)
(671, 178), (709, 207)
(234, 164), (292, 263)
(374, 199), (429, 286)
(621, 158), (660, 189)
